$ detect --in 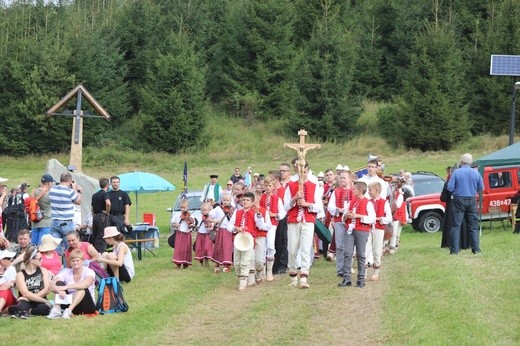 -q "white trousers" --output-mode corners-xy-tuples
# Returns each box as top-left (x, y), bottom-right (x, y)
(390, 221), (402, 247)
(371, 228), (385, 267)
(234, 247), (254, 277)
(255, 237), (267, 270)
(266, 225), (277, 260)
(287, 222), (314, 275)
